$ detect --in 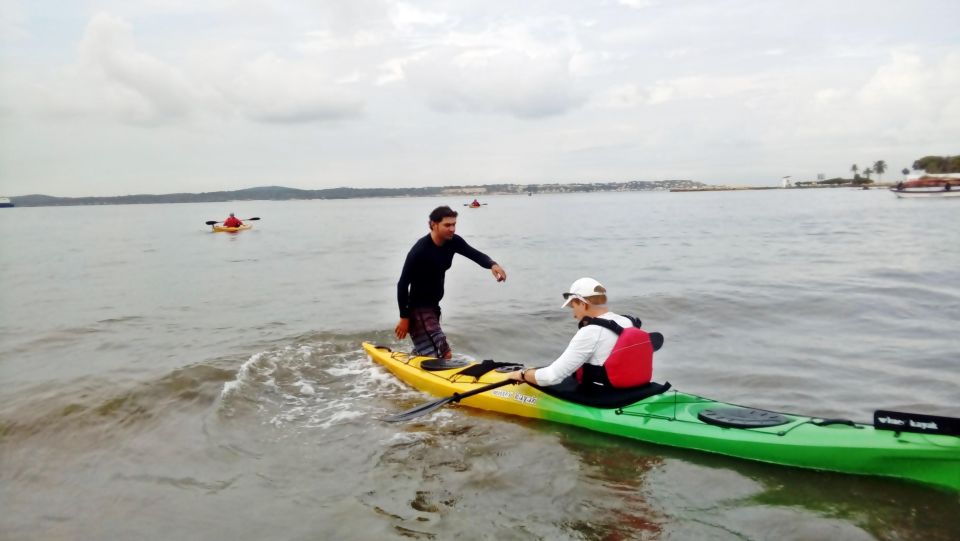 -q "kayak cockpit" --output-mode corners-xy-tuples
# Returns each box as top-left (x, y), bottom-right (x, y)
(531, 381), (672, 409)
